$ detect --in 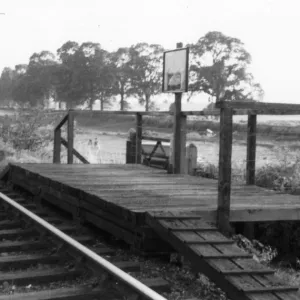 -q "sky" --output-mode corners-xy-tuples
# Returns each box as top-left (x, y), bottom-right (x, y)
(0, 0), (300, 110)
